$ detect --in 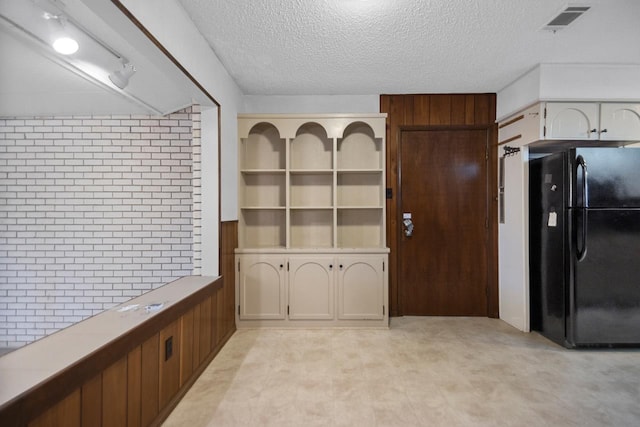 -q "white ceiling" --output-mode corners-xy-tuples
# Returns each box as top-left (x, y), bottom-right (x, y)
(176, 0), (640, 95)
(0, 0), (213, 117)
